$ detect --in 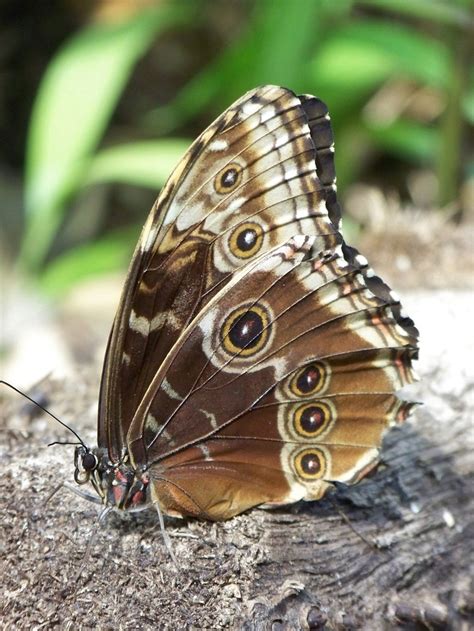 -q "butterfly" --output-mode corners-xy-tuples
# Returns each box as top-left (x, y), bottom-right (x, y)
(73, 85), (419, 523)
